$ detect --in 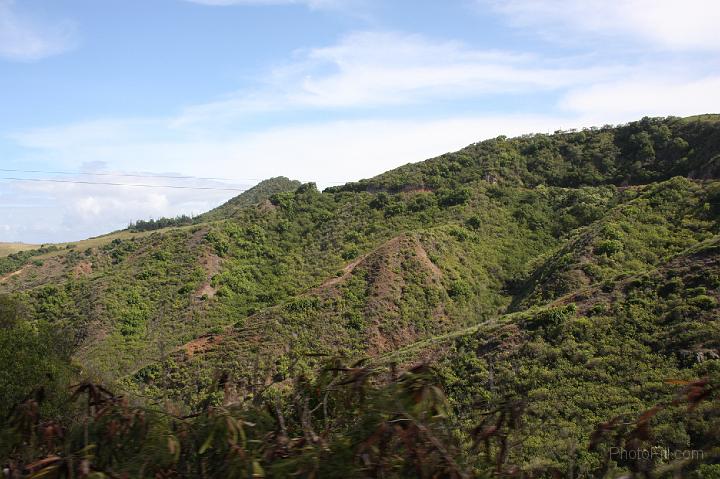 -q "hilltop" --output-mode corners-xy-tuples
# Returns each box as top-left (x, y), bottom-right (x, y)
(2, 115), (720, 477)
(0, 242), (38, 258)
